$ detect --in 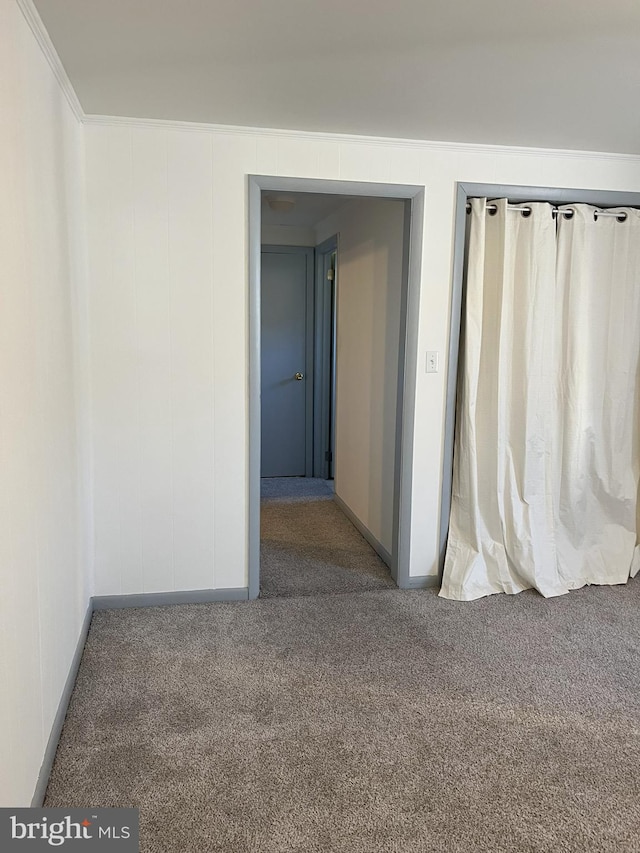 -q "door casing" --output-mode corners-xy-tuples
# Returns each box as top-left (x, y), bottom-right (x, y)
(313, 235), (337, 480)
(248, 176), (426, 599)
(442, 182), (640, 580)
